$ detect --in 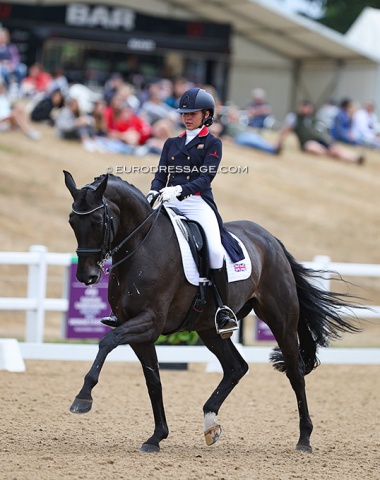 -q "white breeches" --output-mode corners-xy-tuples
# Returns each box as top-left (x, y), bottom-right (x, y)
(164, 195), (224, 269)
